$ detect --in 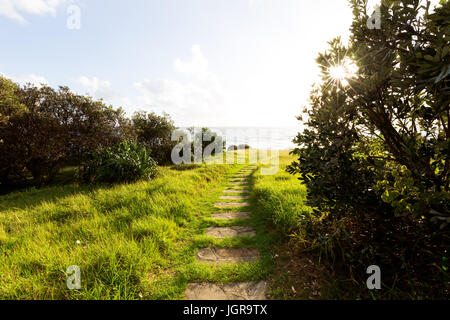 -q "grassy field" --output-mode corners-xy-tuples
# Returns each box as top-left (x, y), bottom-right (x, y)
(252, 151), (322, 299)
(1, 150), (310, 300)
